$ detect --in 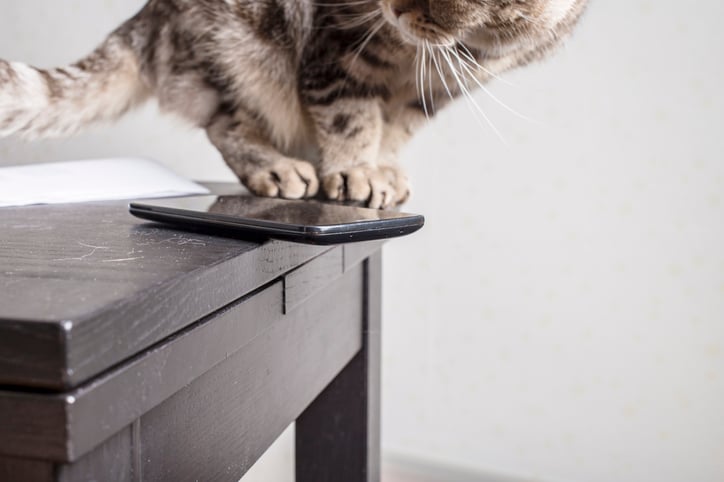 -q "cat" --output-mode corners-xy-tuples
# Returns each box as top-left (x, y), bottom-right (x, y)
(0, 0), (588, 208)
